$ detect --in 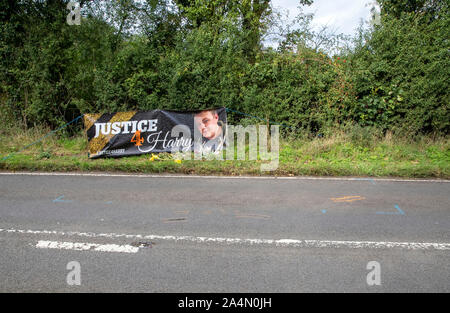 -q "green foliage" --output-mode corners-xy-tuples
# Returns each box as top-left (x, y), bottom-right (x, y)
(0, 0), (448, 137)
(348, 2), (450, 135)
(378, 0), (448, 21)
